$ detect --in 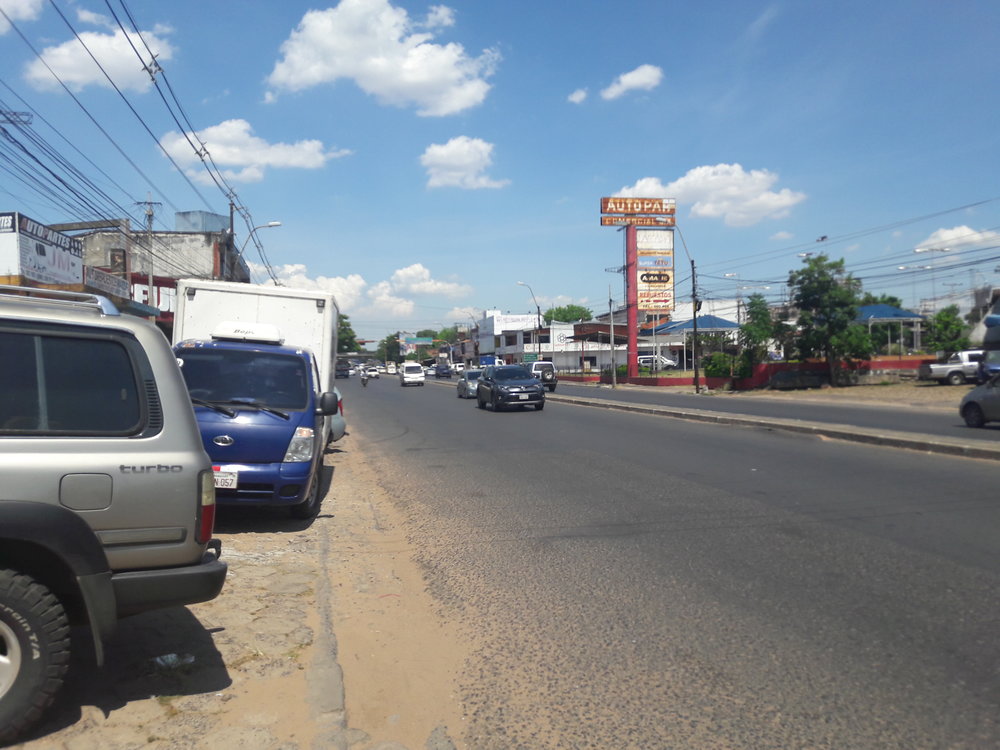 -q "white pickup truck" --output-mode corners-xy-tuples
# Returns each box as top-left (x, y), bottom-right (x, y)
(917, 350), (983, 385)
